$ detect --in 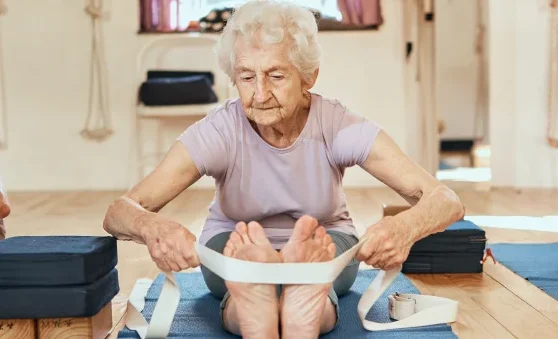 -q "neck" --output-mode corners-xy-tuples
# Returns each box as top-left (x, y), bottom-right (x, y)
(254, 92), (311, 148)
